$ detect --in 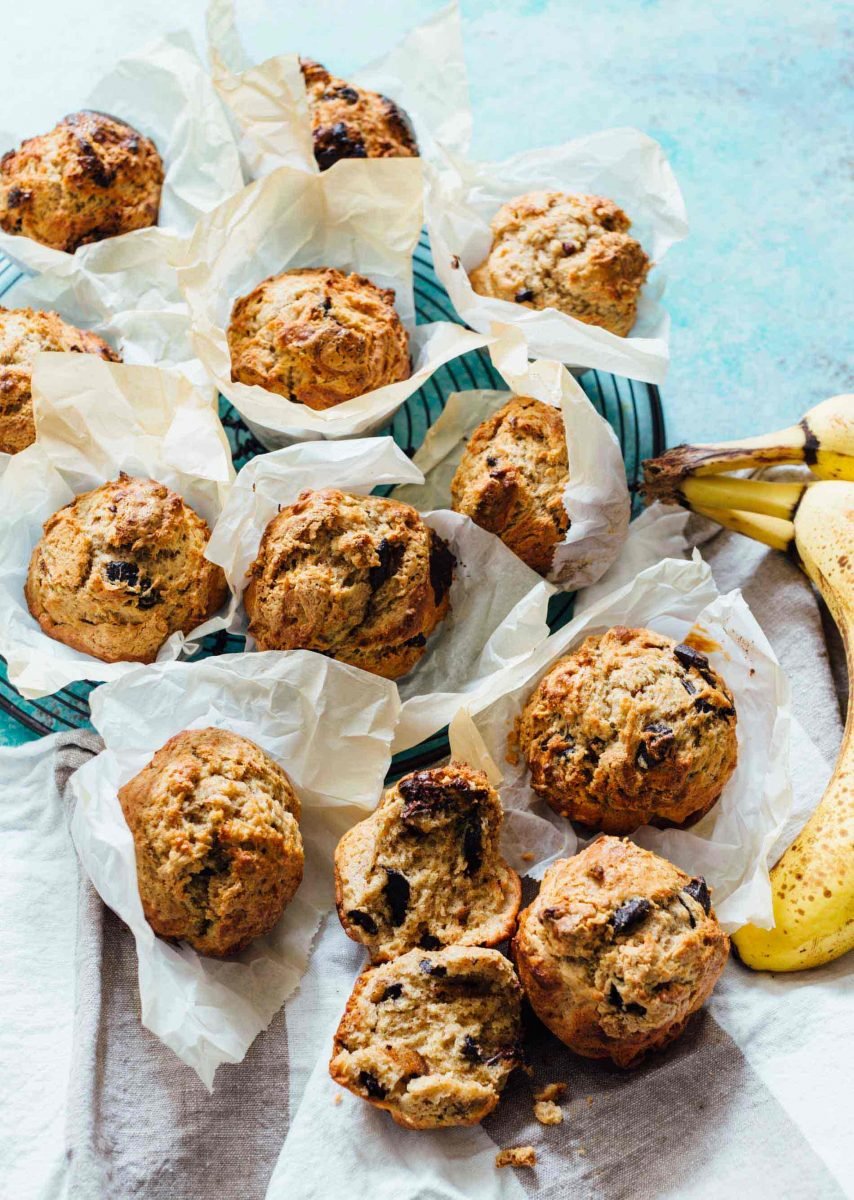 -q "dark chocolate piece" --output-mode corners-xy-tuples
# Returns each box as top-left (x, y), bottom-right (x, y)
(610, 897), (652, 935)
